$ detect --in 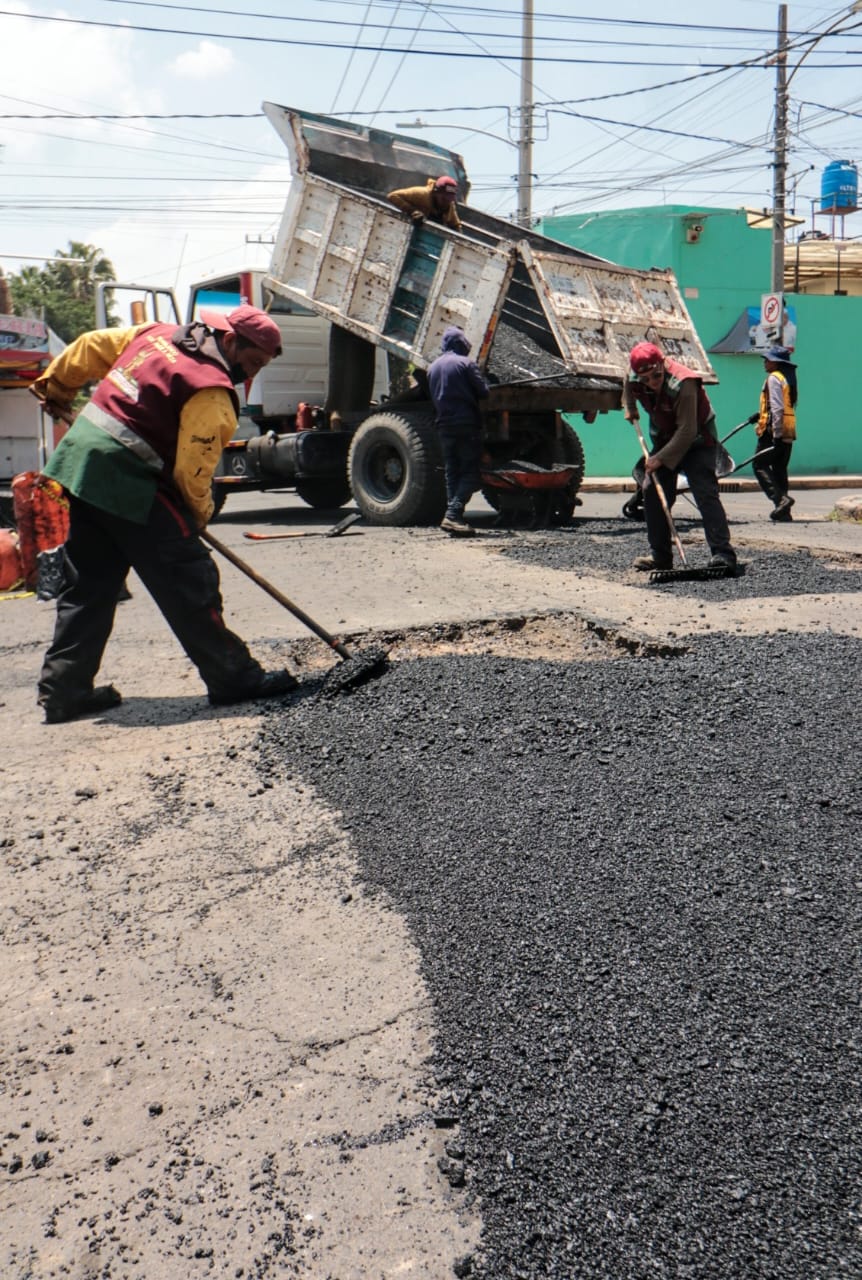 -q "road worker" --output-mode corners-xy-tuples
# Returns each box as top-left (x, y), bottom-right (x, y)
(32, 305), (298, 723)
